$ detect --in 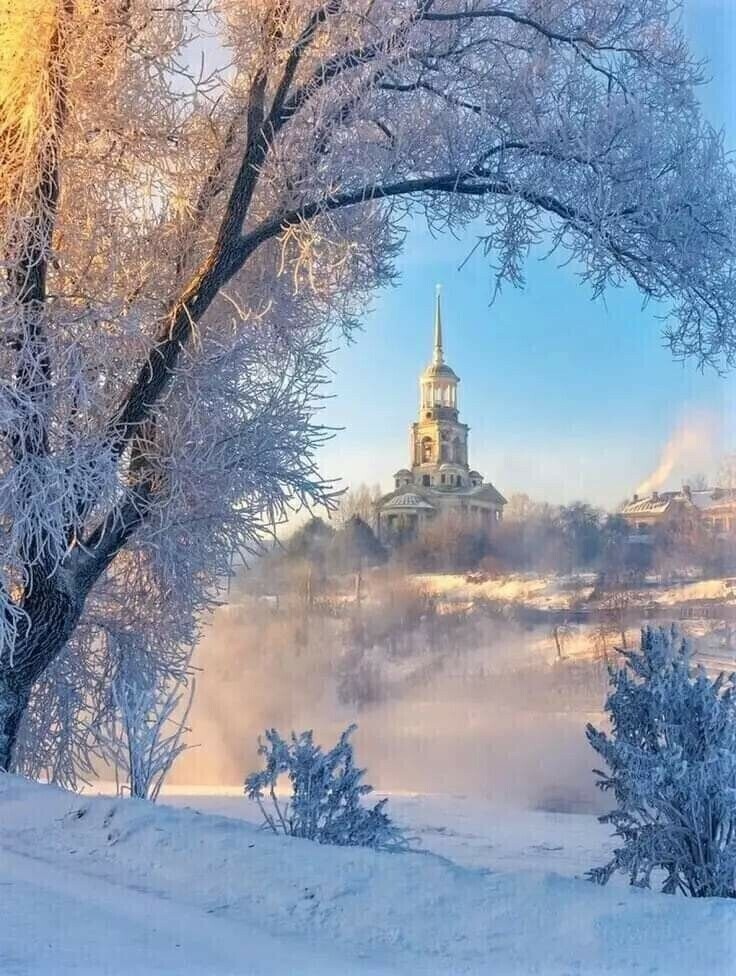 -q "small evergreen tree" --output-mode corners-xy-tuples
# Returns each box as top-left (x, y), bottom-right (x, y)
(586, 626), (736, 897)
(286, 517), (335, 586)
(329, 516), (386, 573)
(245, 725), (409, 851)
(287, 517), (335, 562)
